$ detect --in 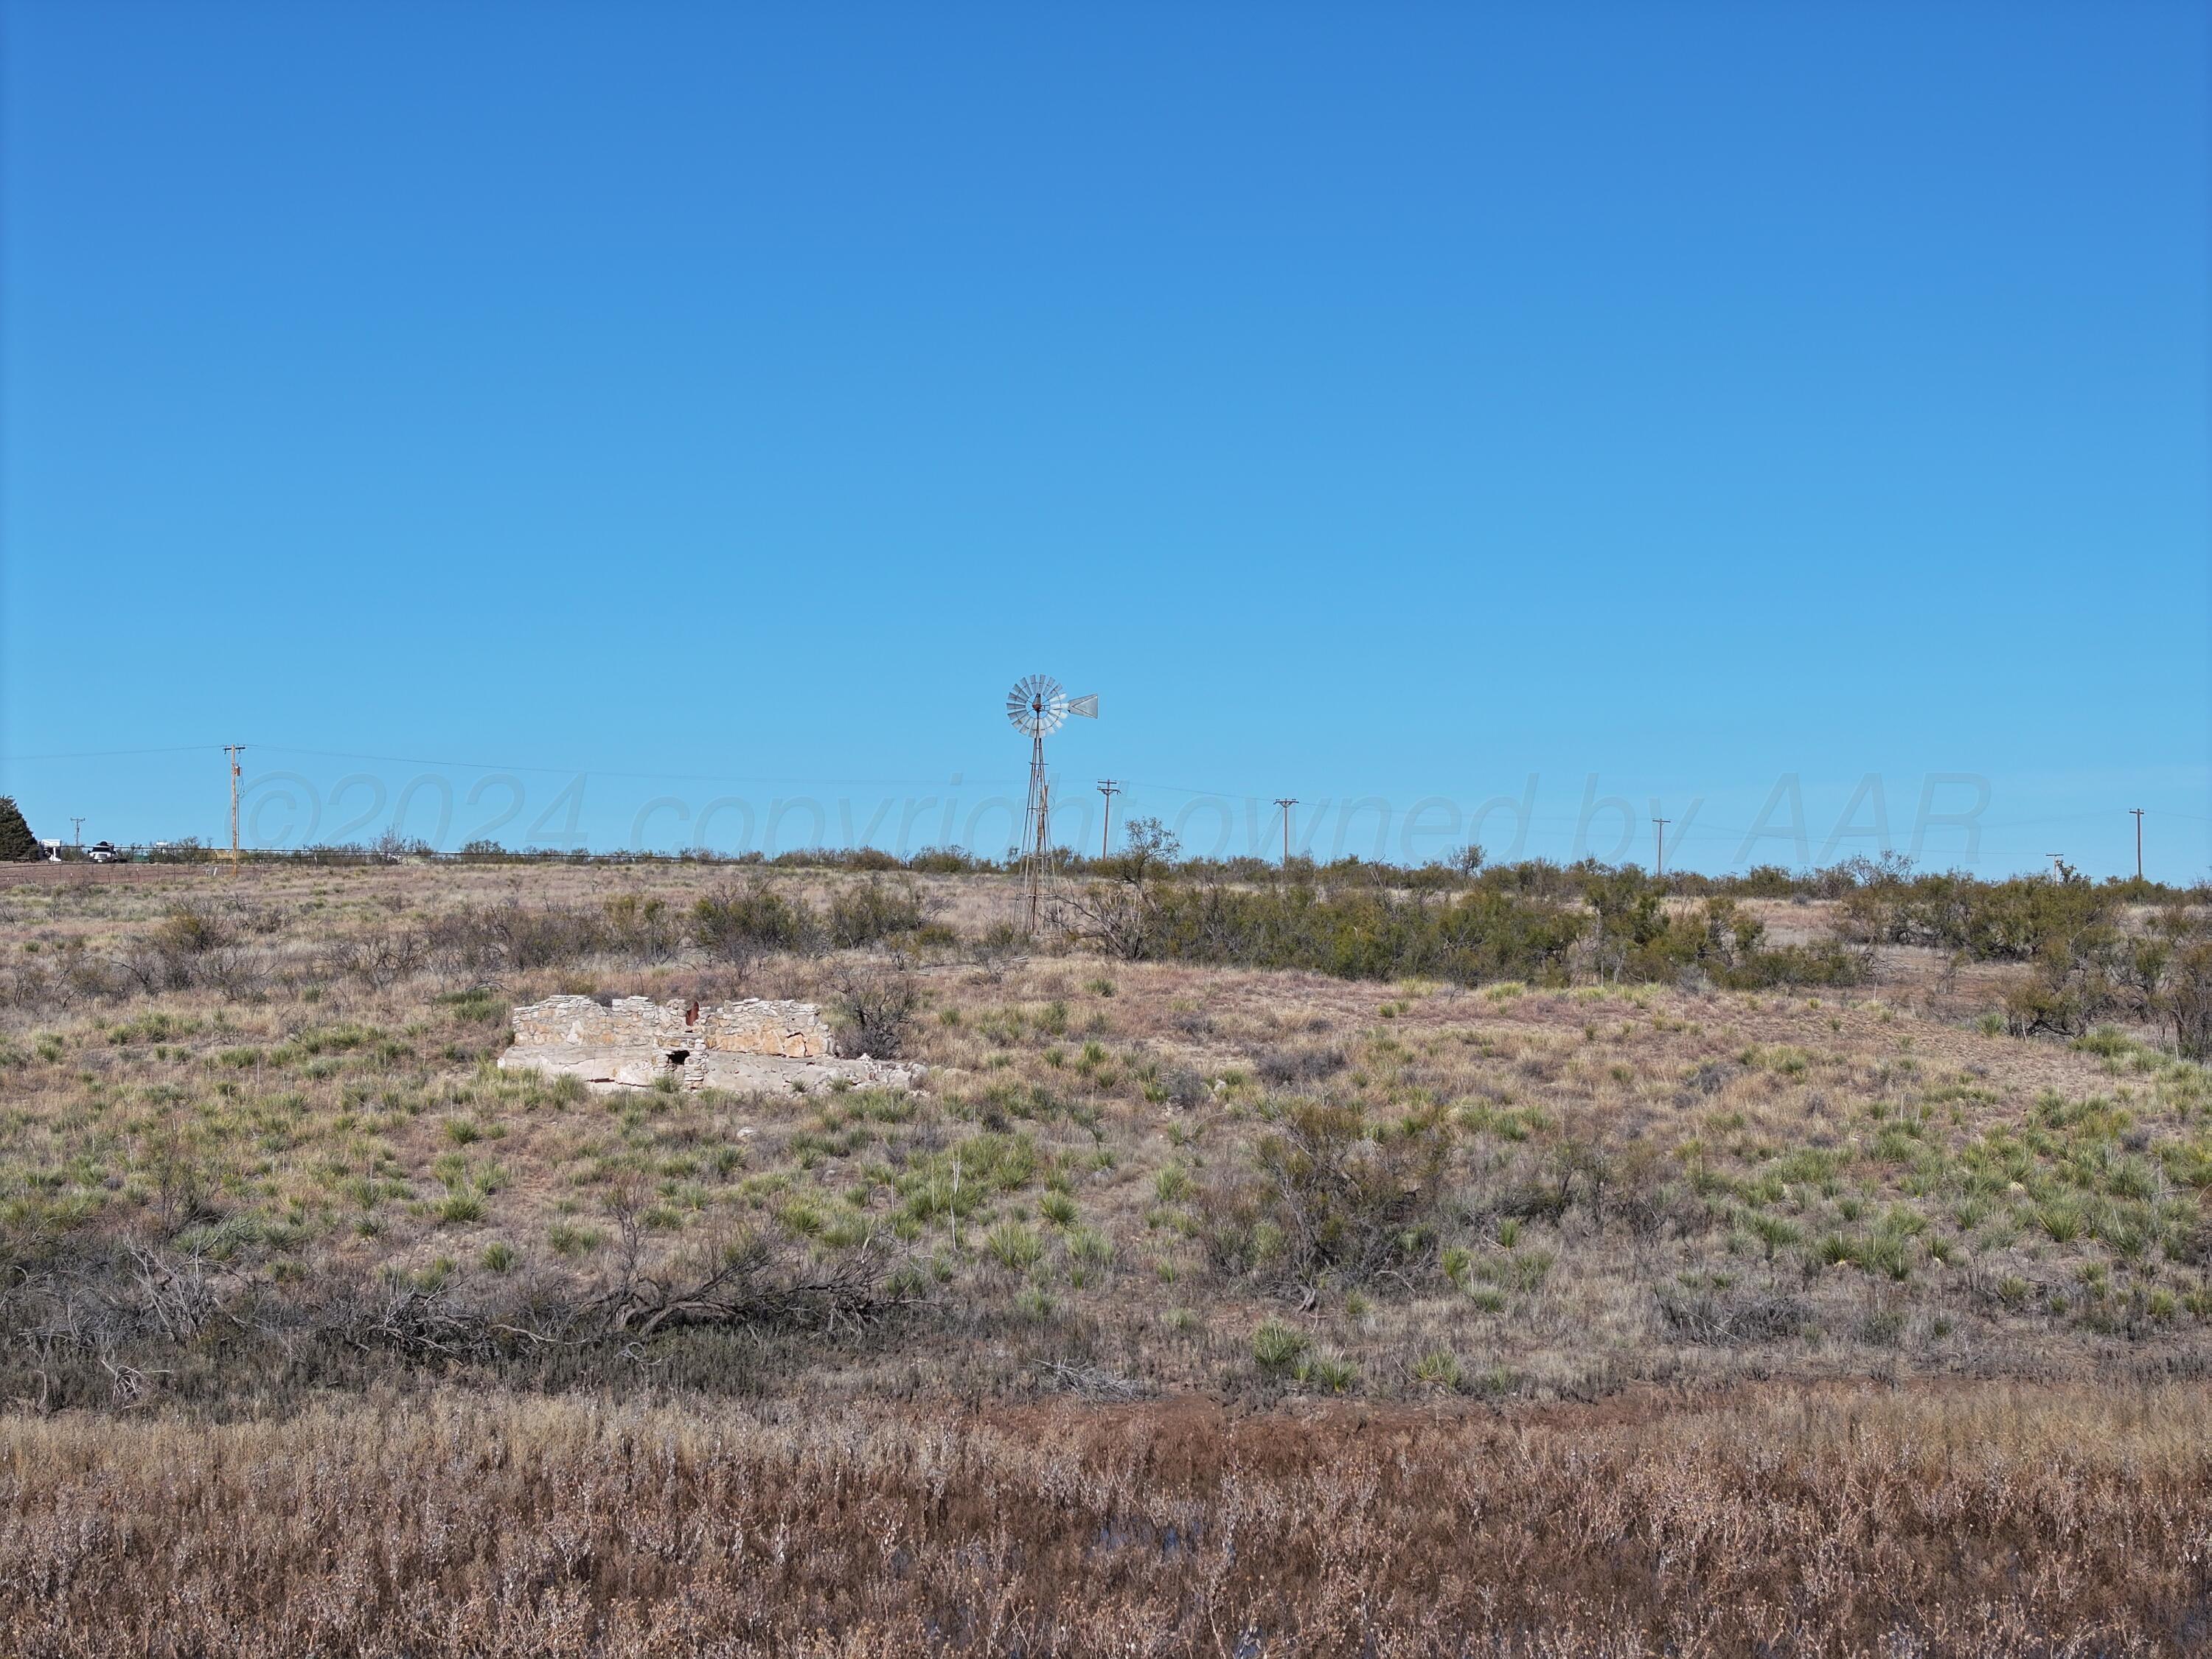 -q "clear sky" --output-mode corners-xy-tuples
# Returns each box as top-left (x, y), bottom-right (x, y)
(3, 3), (2206, 876)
